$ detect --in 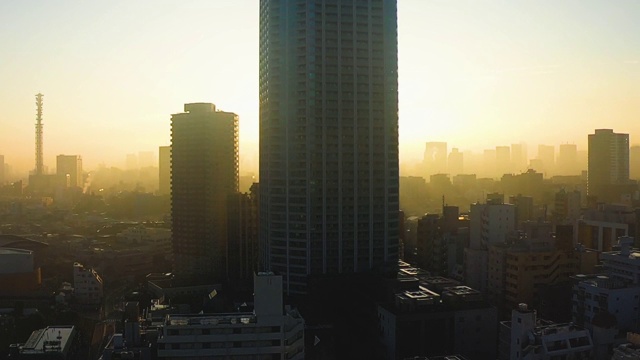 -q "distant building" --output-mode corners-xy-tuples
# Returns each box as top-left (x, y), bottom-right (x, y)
(630, 145), (640, 180)
(158, 146), (171, 196)
(156, 273), (304, 359)
(588, 129), (631, 203)
(511, 143), (528, 173)
(126, 153), (138, 170)
(499, 304), (592, 360)
(171, 103), (238, 283)
(416, 207), (464, 276)
(557, 144), (578, 176)
(424, 142), (448, 177)
(575, 204), (633, 251)
(0, 154), (4, 185)
(73, 262), (103, 305)
(378, 283), (497, 360)
(496, 146), (511, 176)
(56, 154), (83, 188)
(227, 183), (260, 287)
(448, 148), (463, 176)
(554, 189), (581, 225)
(8, 326), (80, 359)
(138, 151), (155, 168)
(537, 144), (555, 176)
